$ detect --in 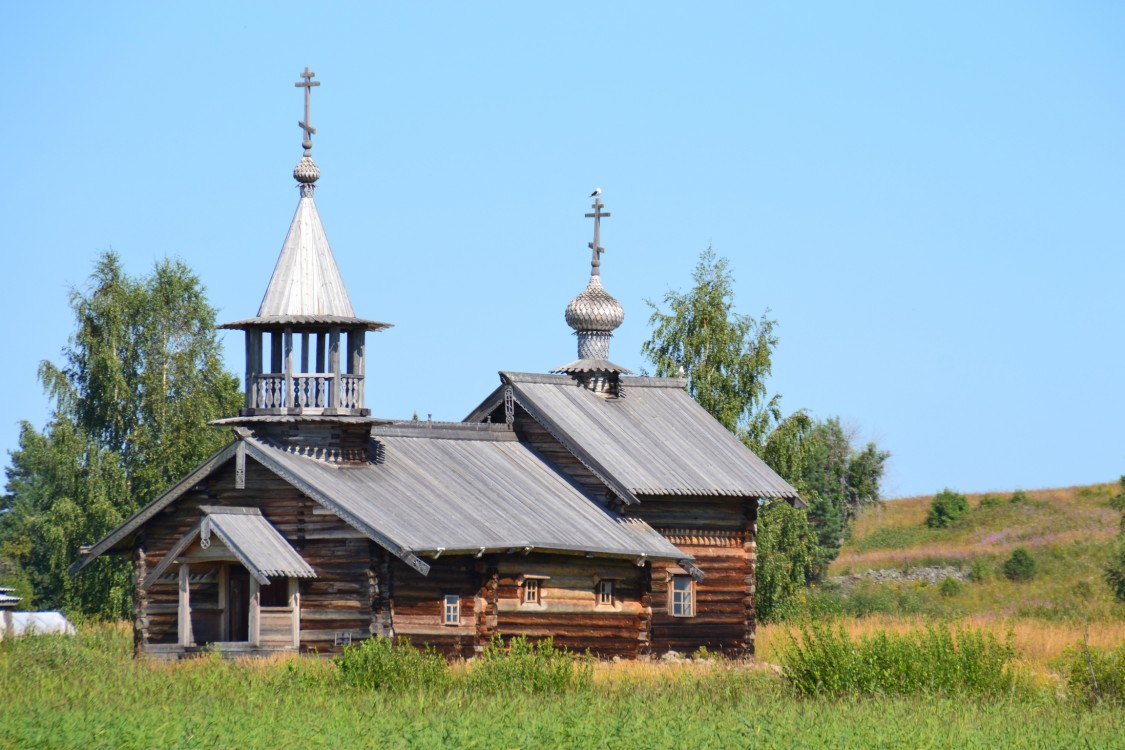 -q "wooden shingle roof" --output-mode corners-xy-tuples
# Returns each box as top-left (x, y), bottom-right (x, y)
(220, 190), (390, 331)
(467, 372), (802, 503)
